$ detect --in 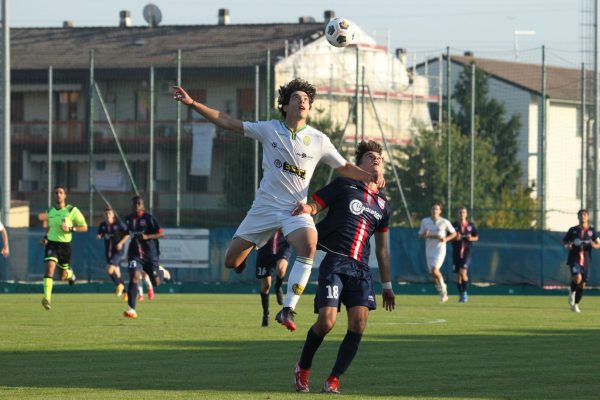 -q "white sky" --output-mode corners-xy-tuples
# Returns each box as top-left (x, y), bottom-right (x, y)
(10, 0), (582, 67)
